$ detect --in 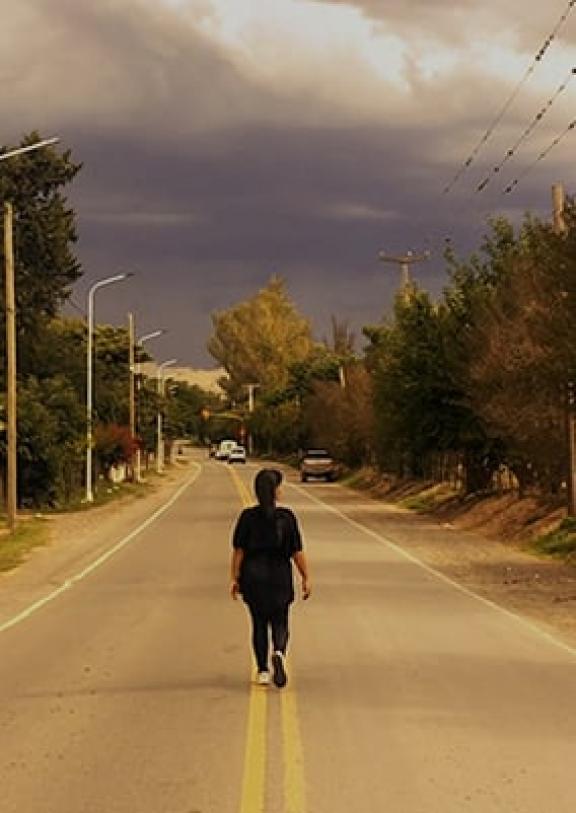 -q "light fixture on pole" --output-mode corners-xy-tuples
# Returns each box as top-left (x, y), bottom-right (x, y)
(156, 359), (177, 473)
(0, 138), (59, 164)
(133, 328), (166, 482)
(85, 273), (133, 503)
(1, 136), (60, 532)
